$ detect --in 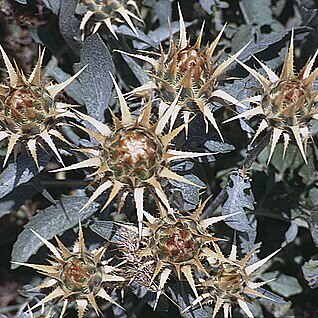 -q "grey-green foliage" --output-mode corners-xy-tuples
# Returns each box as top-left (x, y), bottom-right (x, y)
(11, 195), (99, 268)
(222, 173), (255, 232)
(303, 258), (318, 289)
(75, 33), (115, 122)
(261, 271), (303, 298)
